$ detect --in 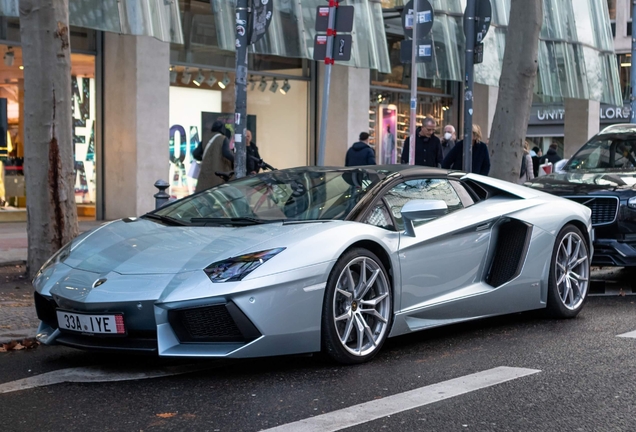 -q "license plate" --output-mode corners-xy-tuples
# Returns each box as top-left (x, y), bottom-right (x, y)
(56, 310), (126, 335)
